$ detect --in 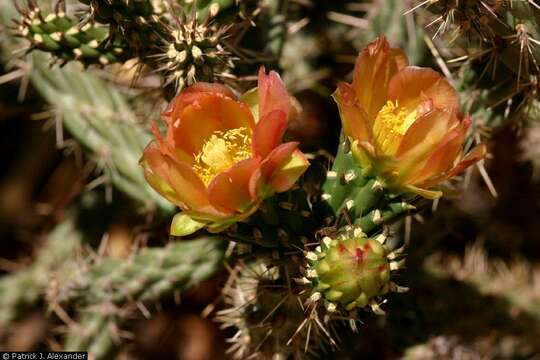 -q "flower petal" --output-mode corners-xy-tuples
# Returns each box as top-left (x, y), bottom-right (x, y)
(207, 157), (261, 213)
(152, 121), (194, 164)
(252, 110), (288, 158)
(396, 109), (458, 161)
(408, 117), (471, 186)
(404, 185), (442, 199)
(267, 149), (309, 193)
(140, 142), (211, 211)
(422, 143), (487, 189)
(172, 94), (256, 155)
(334, 83), (371, 143)
(352, 36), (409, 120)
(256, 142), (306, 195)
(388, 66), (459, 113)
(163, 83), (236, 123)
(258, 67), (290, 121)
